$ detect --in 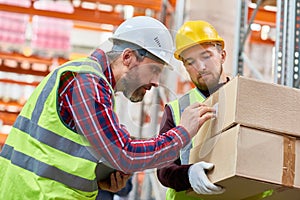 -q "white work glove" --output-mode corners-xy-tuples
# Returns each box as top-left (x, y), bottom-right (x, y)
(188, 161), (225, 195)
